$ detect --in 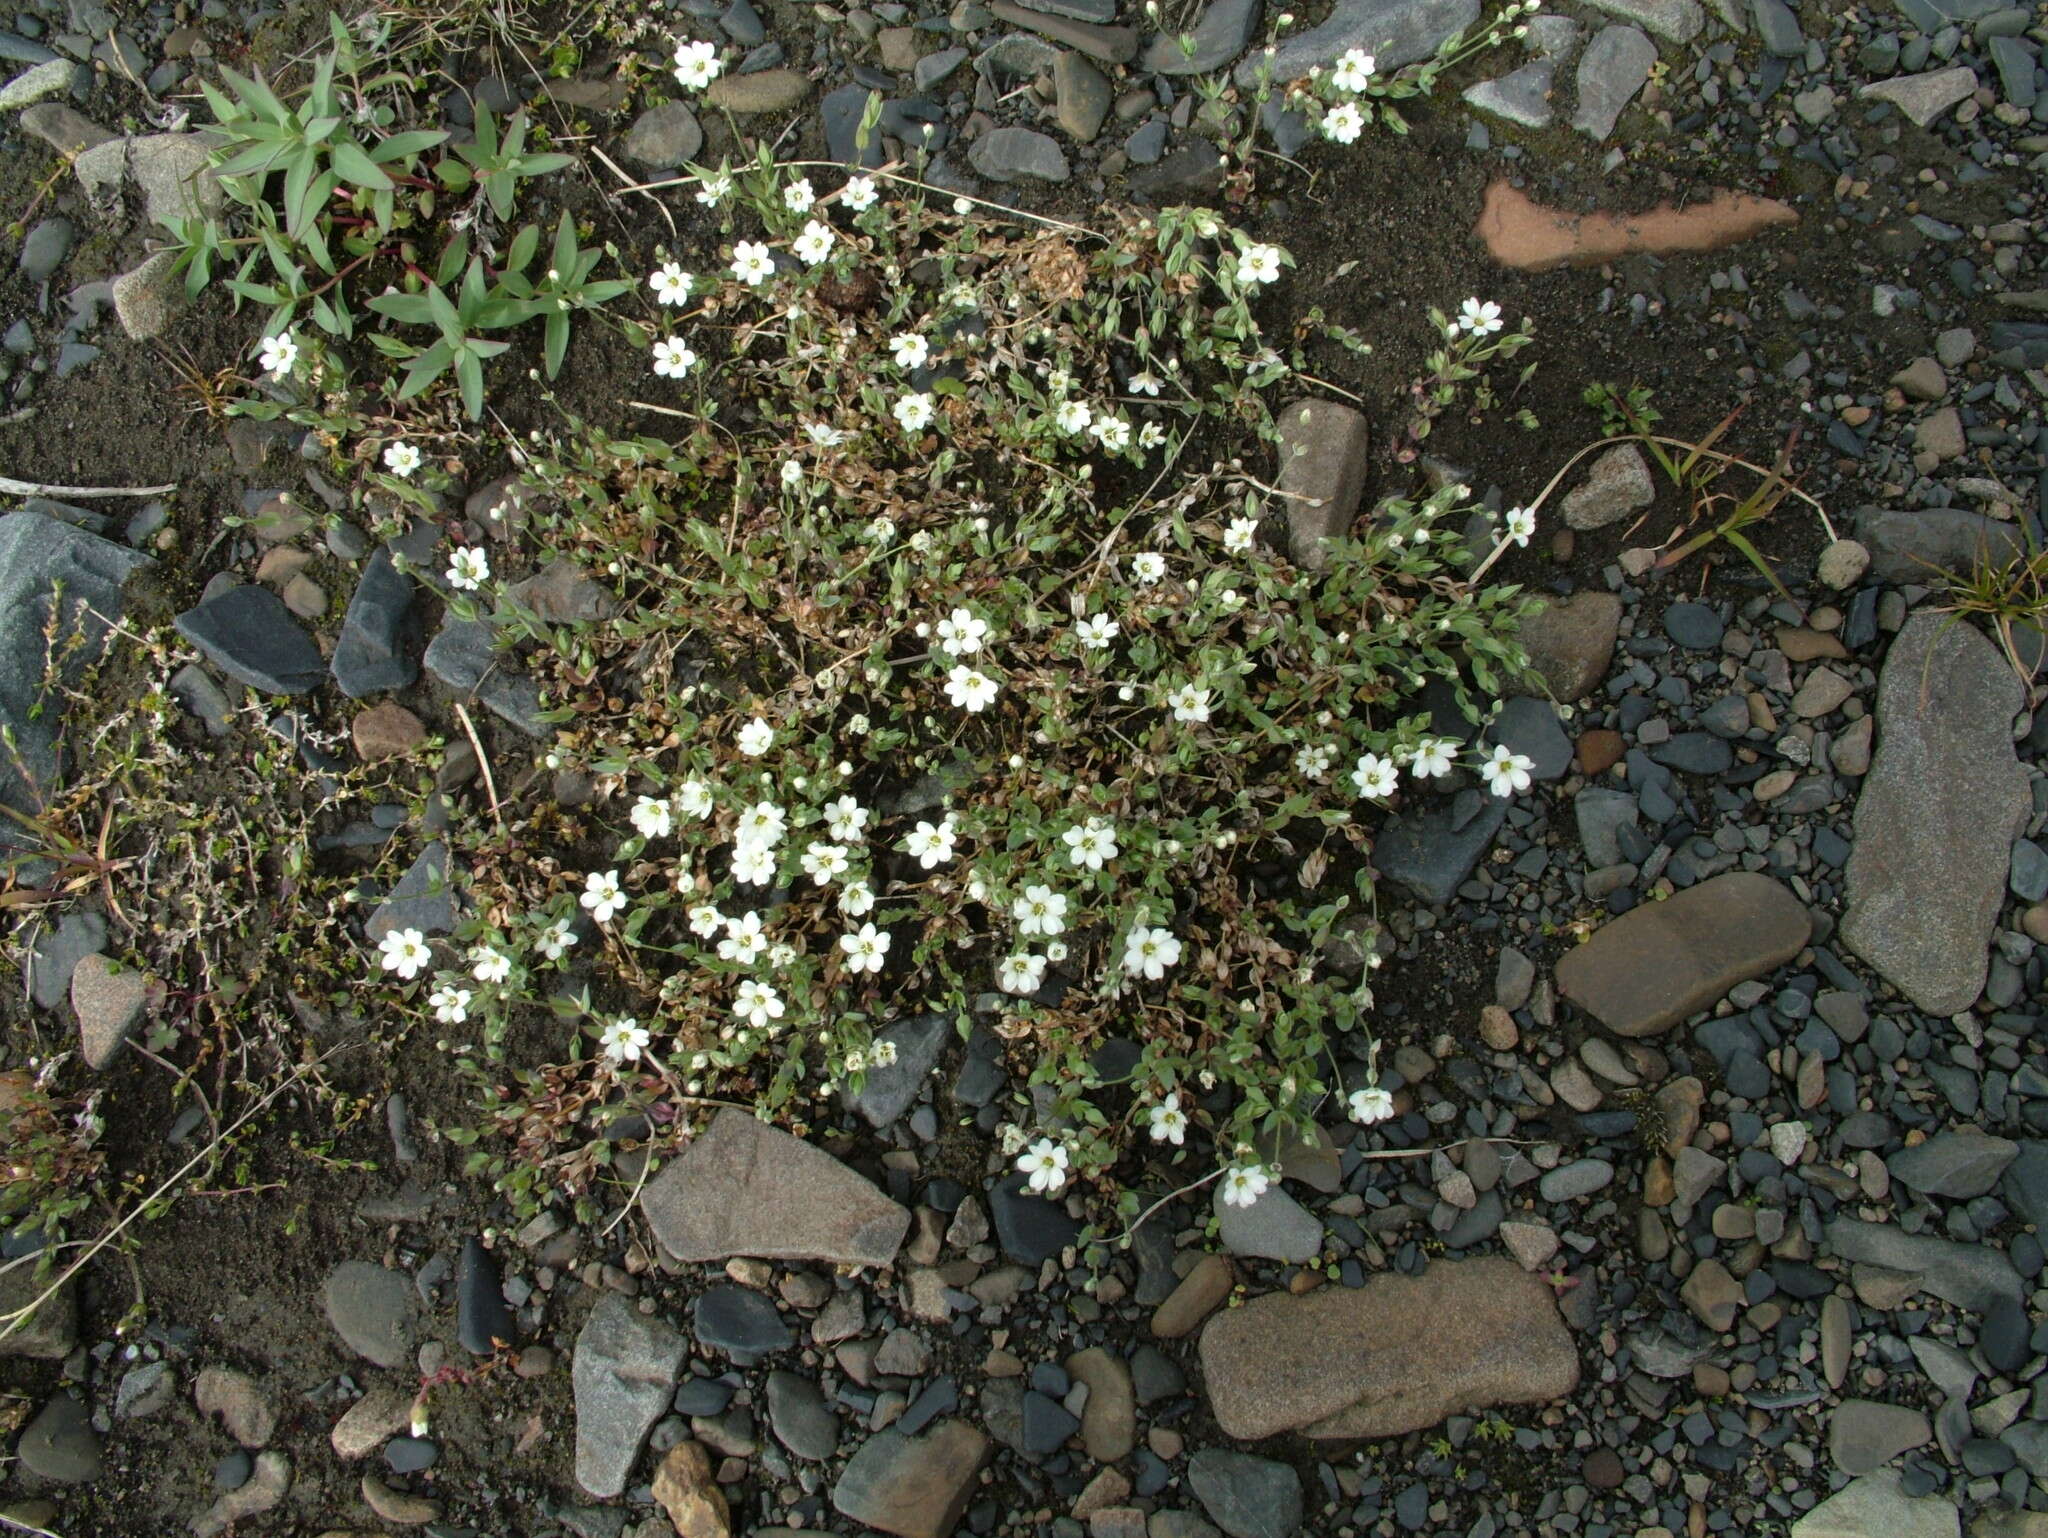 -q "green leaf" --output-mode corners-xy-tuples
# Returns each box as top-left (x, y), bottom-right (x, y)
(426, 282), (463, 341)
(505, 223), (541, 274)
(543, 309), (568, 378)
(374, 129), (448, 162)
(436, 158), (475, 192)
(330, 137), (394, 192)
(455, 350), (486, 419)
(366, 290), (435, 325)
